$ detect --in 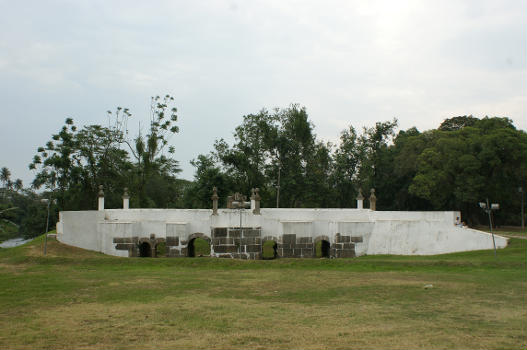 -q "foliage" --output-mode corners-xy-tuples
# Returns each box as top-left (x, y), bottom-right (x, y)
(315, 240), (324, 258)
(262, 240), (276, 259)
(186, 109), (525, 226)
(29, 118), (130, 209)
(156, 242), (167, 257)
(192, 237), (211, 256)
(21, 96), (527, 228)
(0, 168), (56, 241)
(29, 95), (184, 211)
